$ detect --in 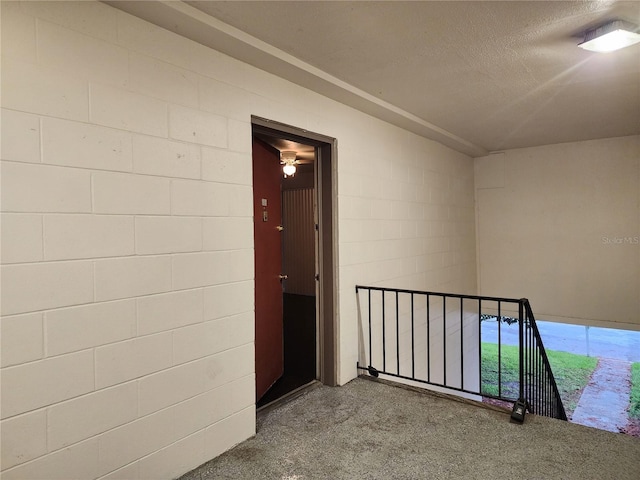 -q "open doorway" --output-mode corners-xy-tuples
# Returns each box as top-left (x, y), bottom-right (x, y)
(251, 117), (337, 409)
